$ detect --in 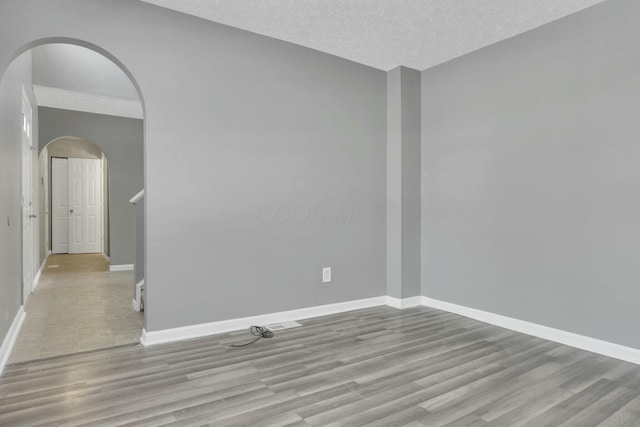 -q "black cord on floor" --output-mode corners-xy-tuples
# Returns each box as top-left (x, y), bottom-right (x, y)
(230, 326), (274, 347)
